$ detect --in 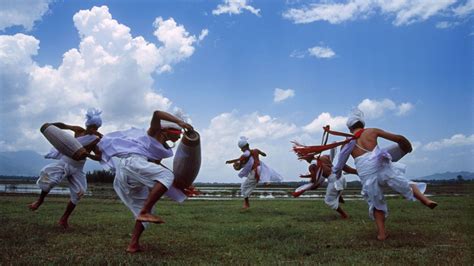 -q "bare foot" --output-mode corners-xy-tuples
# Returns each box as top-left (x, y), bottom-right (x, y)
(58, 219), (69, 229)
(377, 233), (389, 241)
(340, 213), (349, 219)
(28, 201), (41, 211)
(126, 244), (143, 253)
(136, 213), (165, 224)
(292, 191), (304, 198)
(426, 200), (438, 209)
